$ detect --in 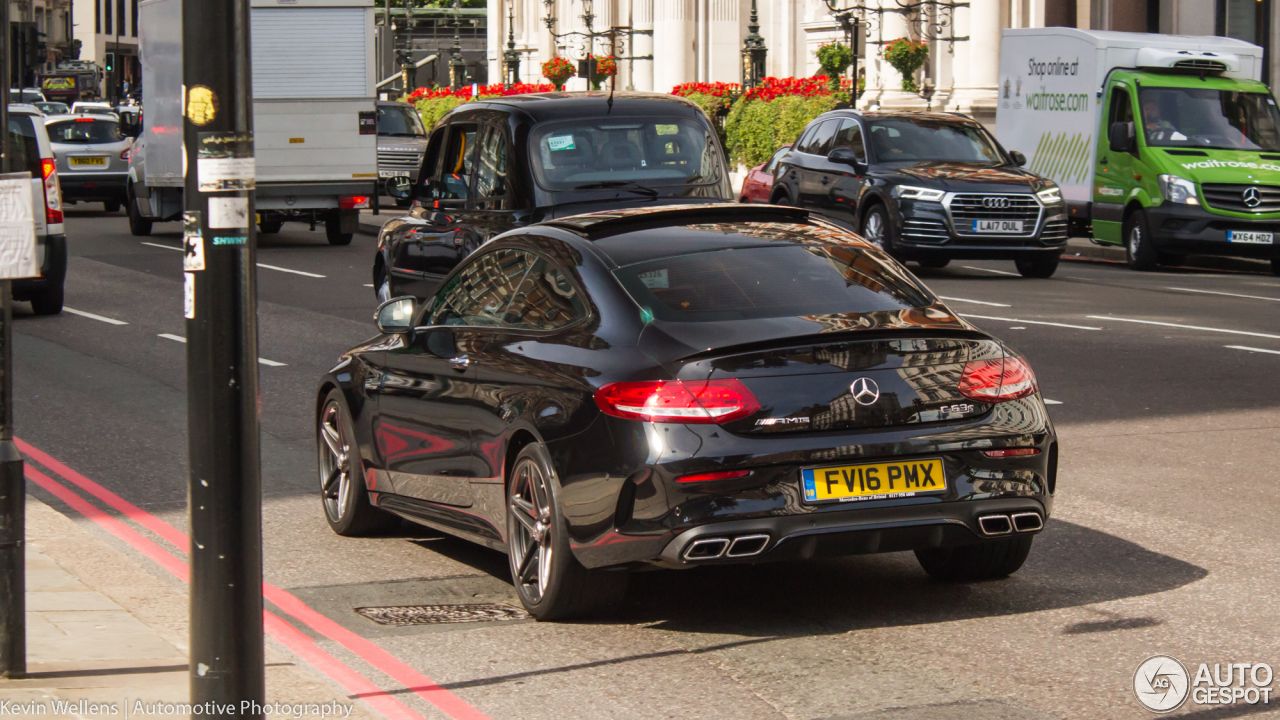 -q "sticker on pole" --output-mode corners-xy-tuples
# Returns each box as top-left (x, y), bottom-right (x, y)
(184, 272), (195, 319)
(183, 212), (205, 271)
(209, 197), (249, 230)
(0, 172), (39, 279)
(197, 132), (255, 193)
